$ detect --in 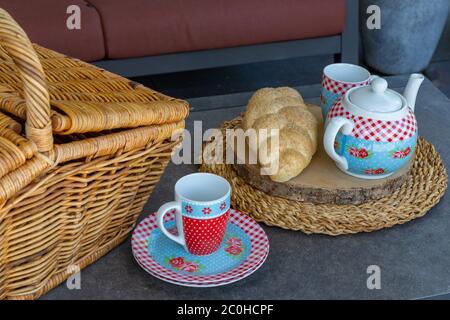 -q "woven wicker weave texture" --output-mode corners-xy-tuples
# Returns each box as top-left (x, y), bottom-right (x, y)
(0, 9), (189, 299)
(200, 118), (448, 235)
